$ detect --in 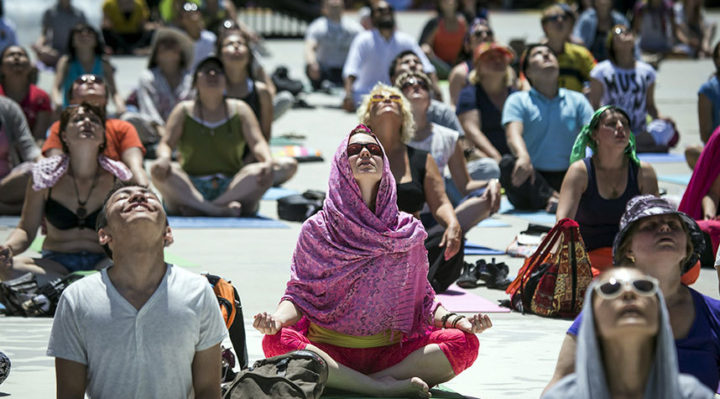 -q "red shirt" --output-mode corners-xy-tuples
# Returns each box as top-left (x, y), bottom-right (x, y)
(0, 84), (51, 130)
(43, 118), (145, 160)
